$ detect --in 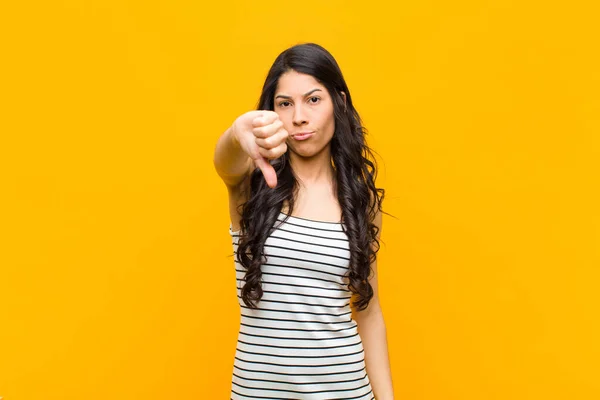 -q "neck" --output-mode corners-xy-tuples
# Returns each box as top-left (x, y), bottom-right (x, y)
(288, 146), (334, 186)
